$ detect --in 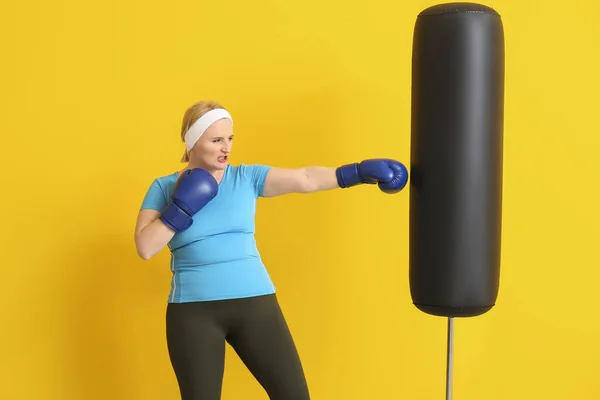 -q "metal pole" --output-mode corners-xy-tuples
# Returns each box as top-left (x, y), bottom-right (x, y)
(446, 317), (454, 400)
